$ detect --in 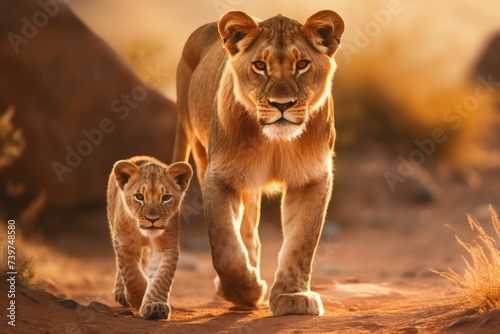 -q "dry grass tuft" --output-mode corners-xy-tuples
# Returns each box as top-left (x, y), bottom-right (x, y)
(0, 105), (37, 285)
(1, 257), (36, 287)
(432, 206), (500, 313)
(0, 221), (36, 287)
(0, 106), (25, 169)
(0, 105), (46, 229)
